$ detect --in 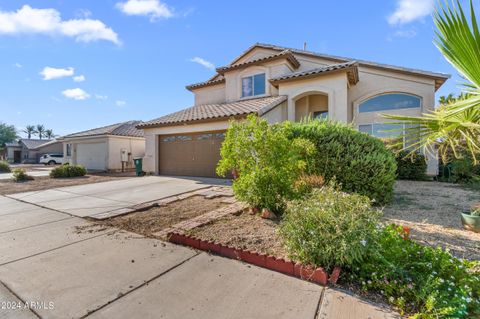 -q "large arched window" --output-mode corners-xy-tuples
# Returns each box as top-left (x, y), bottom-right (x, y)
(359, 93), (421, 113)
